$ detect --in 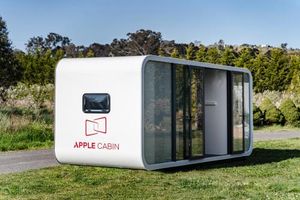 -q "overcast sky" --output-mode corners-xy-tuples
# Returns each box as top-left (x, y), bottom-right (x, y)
(0, 0), (299, 50)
